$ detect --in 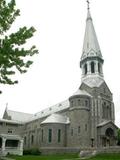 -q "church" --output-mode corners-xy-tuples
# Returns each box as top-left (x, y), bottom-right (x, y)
(0, 2), (118, 156)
